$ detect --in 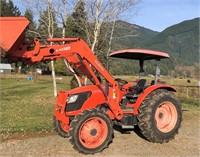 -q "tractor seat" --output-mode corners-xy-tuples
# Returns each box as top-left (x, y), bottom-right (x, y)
(133, 79), (147, 94)
(125, 79), (147, 99)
